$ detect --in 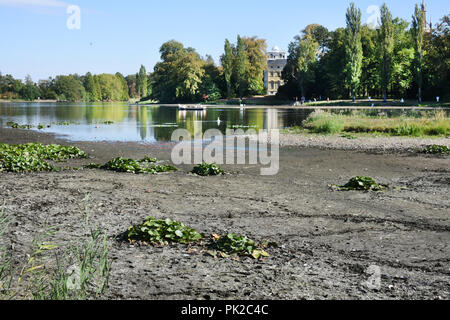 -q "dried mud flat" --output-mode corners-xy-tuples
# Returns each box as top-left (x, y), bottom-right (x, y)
(0, 128), (449, 300)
